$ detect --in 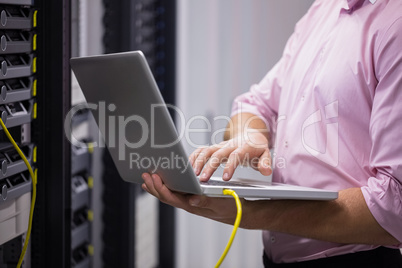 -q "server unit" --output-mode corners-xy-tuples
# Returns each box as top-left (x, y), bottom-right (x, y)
(70, 115), (94, 268)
